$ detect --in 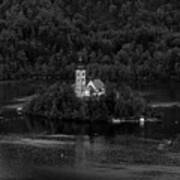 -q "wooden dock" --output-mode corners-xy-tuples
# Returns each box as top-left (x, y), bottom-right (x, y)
(111, 117), (160, 125)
